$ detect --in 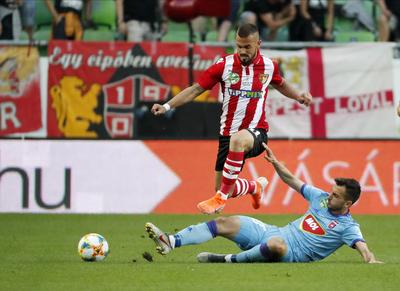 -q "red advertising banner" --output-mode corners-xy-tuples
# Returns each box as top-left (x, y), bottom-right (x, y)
(47, 41), (225, 138)
(145, 140), (400, 214)
(0, 47), (41, 135)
